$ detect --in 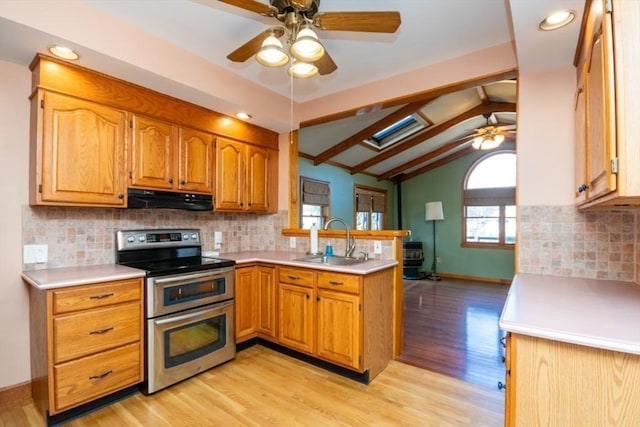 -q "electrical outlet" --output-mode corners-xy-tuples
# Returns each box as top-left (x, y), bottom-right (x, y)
(373, 240), (382, 254)
(290, 237), (296, 248)
(24, 244), (48, 264)
(35, 245), (48, 263)
(214, 231), (222, 249)
(436, 256), (441, 263)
